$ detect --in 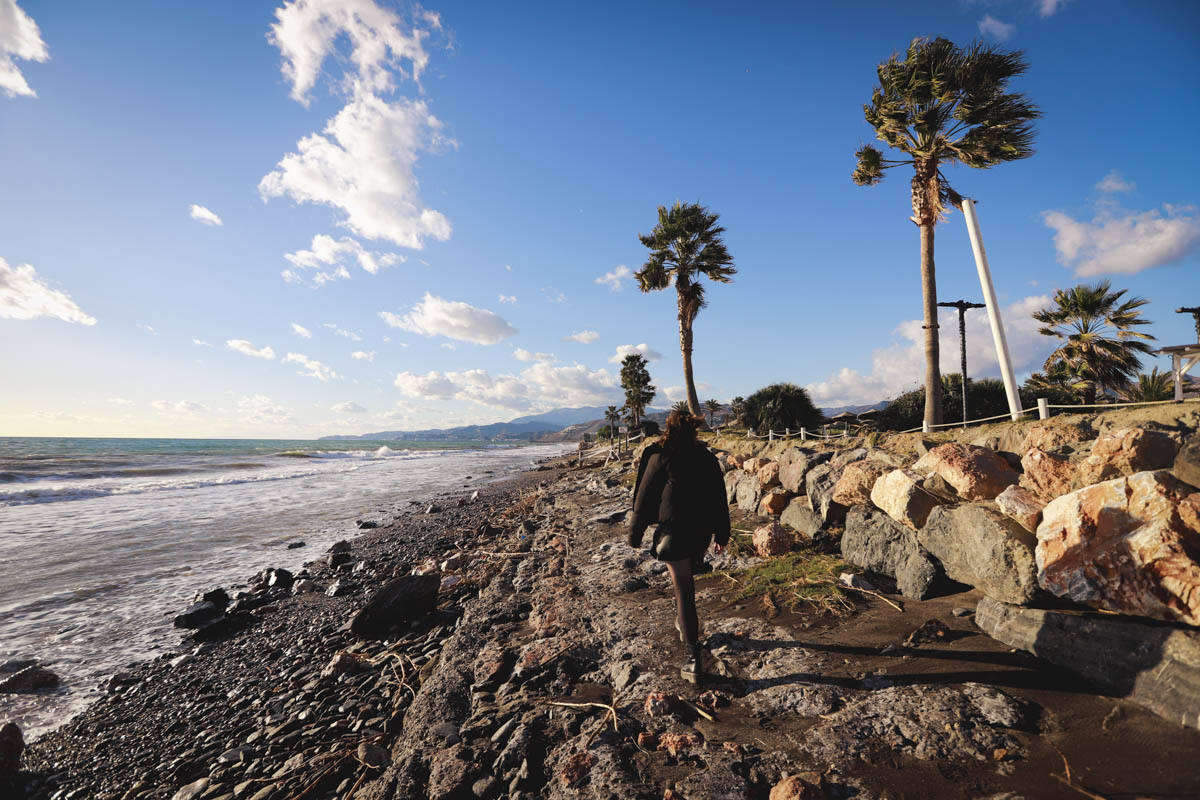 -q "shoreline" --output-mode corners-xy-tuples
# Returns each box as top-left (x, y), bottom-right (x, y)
(7, 442), (1200, 799)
